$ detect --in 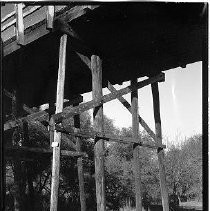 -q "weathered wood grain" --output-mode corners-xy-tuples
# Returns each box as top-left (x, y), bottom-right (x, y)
(151, 82), (169, 211)
(131, 79), (142, 211)
(91, 55), (106, 211)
